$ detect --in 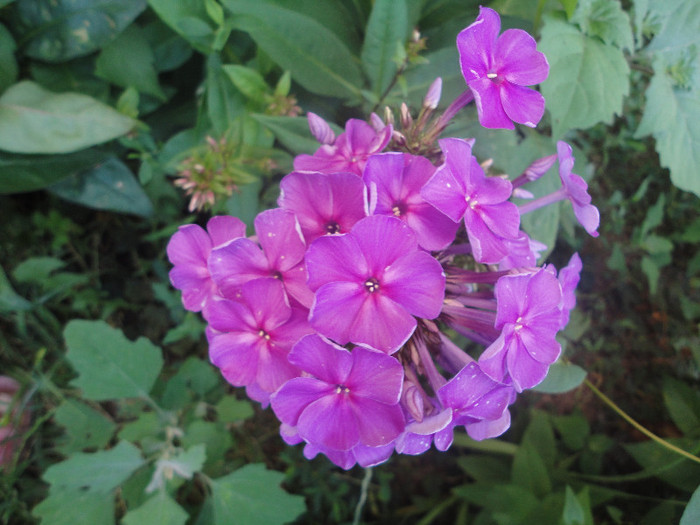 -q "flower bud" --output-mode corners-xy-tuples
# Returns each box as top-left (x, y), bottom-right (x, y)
(307, 112), (335, 145)
(423, 77), (443, 110)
